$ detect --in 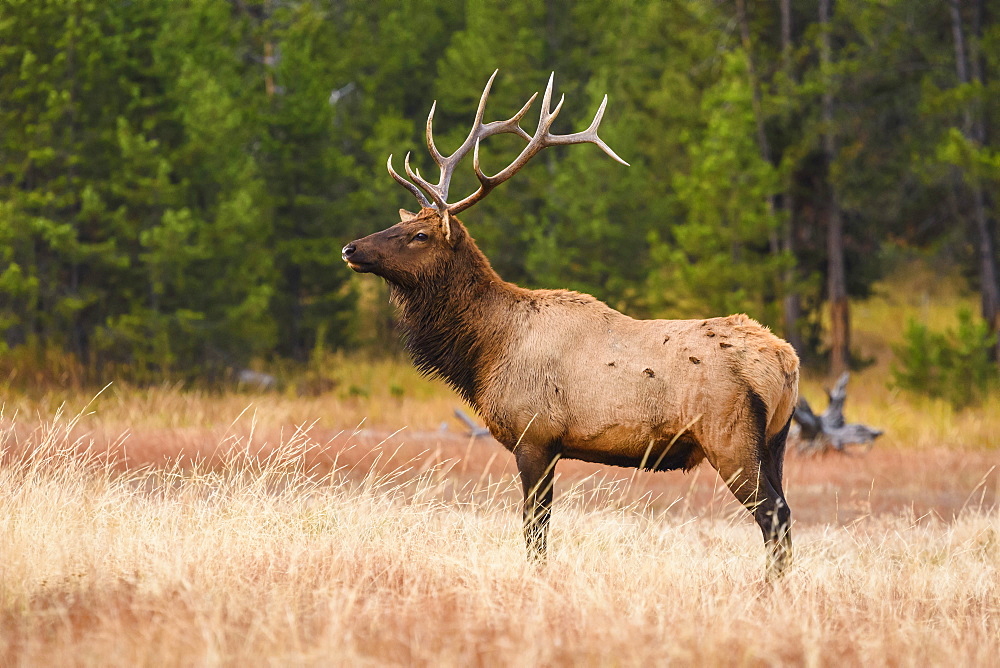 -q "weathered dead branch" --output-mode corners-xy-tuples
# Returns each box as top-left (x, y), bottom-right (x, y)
(793, 372), (883, 455)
